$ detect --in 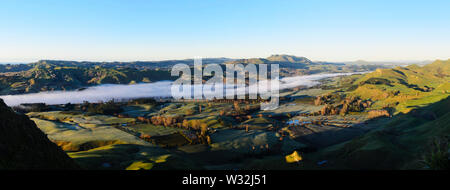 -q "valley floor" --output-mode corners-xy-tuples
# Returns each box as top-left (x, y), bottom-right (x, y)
(23, 82), (404, 170)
